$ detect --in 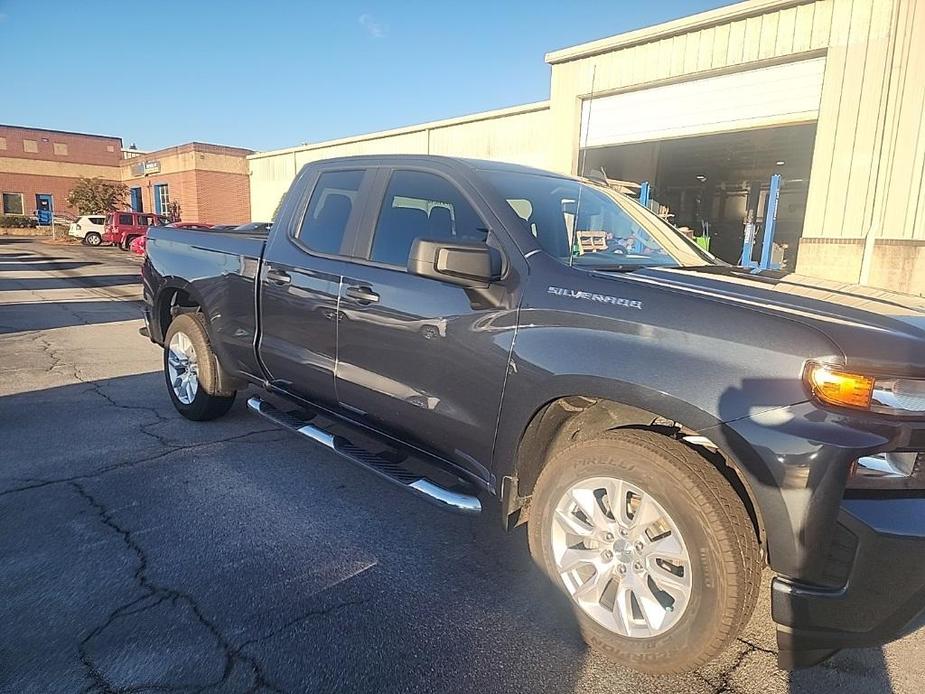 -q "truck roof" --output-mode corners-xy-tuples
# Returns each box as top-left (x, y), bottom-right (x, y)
(299, 154), (569, 179)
